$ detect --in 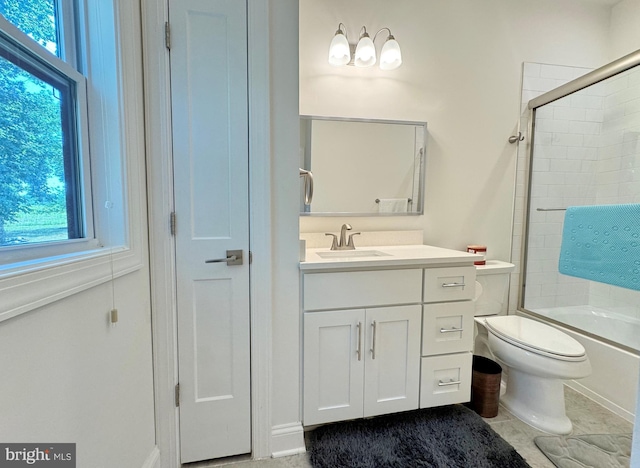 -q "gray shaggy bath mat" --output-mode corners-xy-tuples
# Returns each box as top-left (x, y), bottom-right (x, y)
(308, 404), (531, 467)
(534, 433), (632, 467)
